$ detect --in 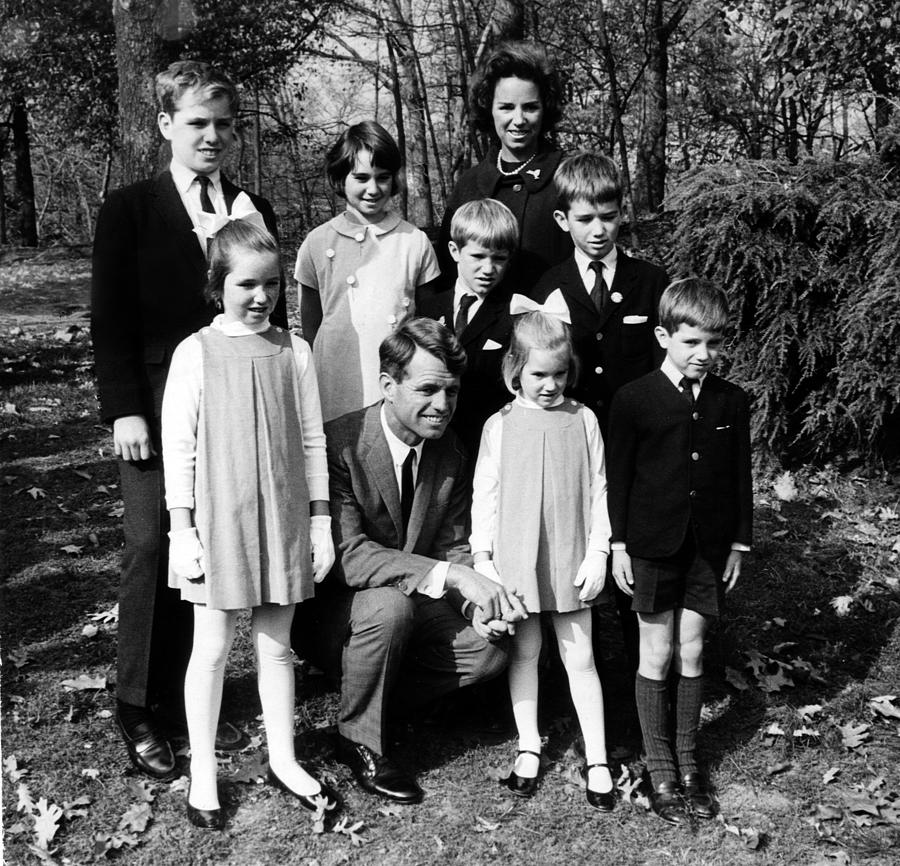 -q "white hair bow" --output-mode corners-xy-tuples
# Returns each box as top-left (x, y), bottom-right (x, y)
(509, 289), (572, 325)
(192, 191), (267, 243)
